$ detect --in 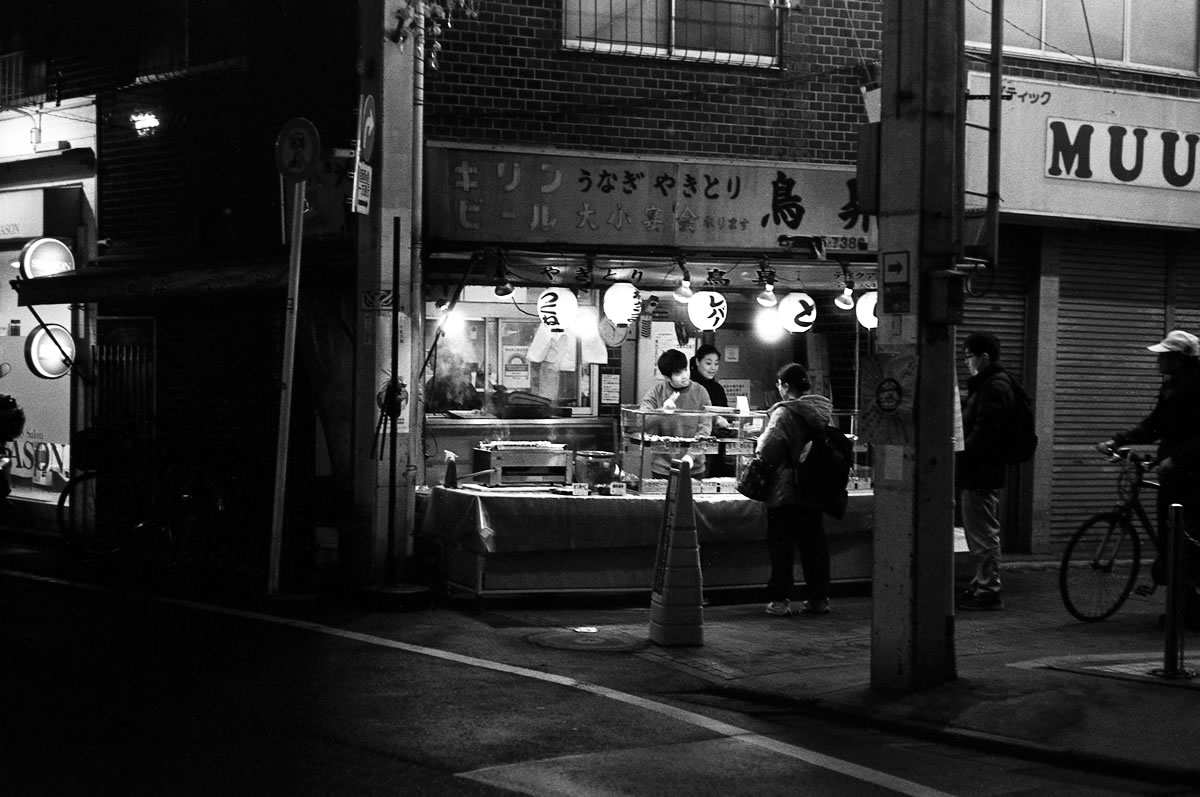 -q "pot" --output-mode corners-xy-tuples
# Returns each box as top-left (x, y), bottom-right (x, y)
(573, 450), (616, 489)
